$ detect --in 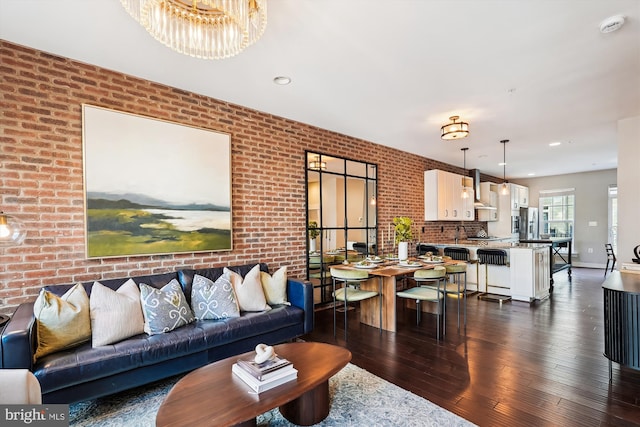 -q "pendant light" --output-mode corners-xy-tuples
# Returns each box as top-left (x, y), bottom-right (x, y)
(461, 147), (469, 199)
(500, 140), (509, 195)
(0, 212), (26, 246)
